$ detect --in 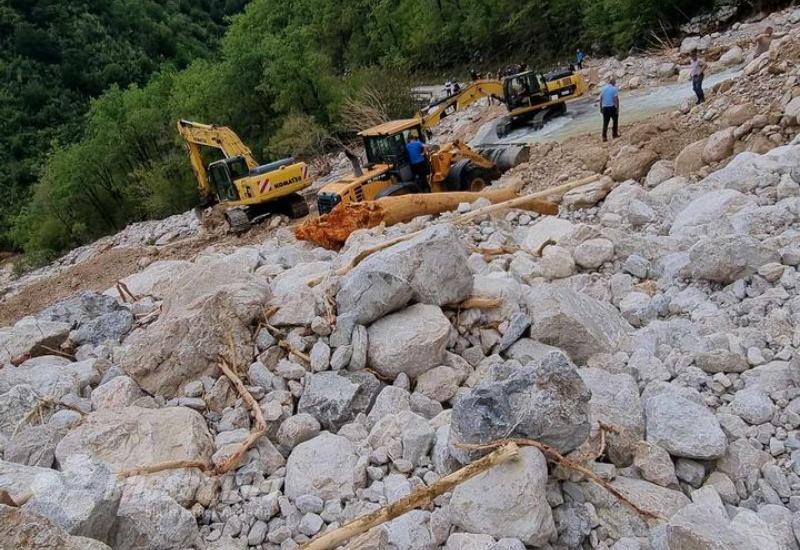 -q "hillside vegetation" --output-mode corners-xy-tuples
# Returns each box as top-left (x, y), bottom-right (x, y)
(4, 0), (781, 259)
